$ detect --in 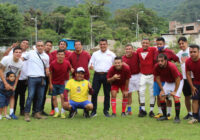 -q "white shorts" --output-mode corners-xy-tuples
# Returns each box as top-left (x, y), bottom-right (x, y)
(129, 73), (141, 93)
(163, 80), (184, 99)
